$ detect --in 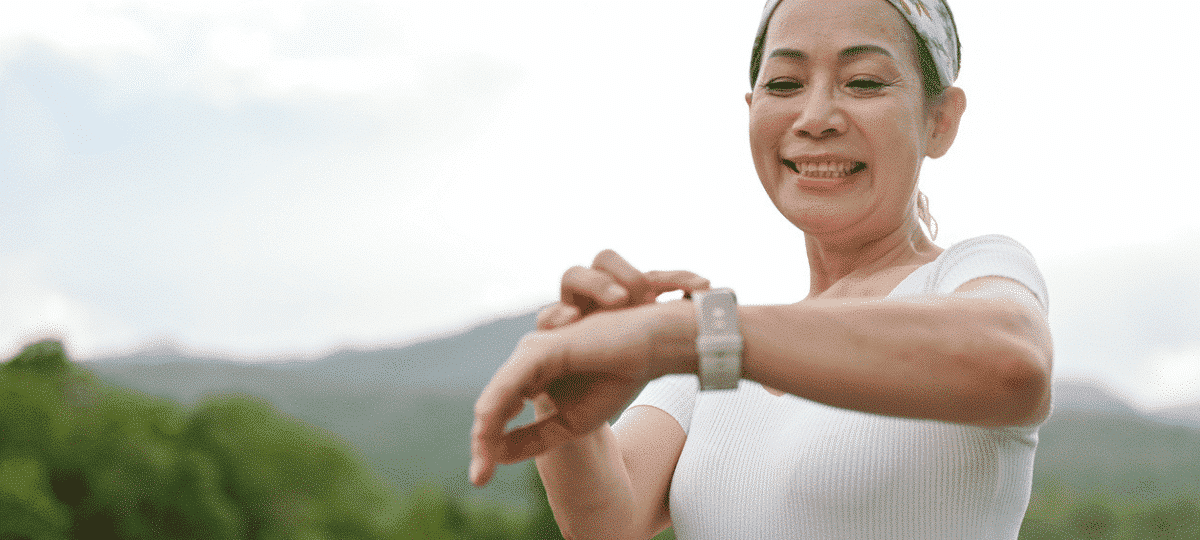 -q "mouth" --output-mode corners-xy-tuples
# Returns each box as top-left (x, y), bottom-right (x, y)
(782, 159), (867, 179)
